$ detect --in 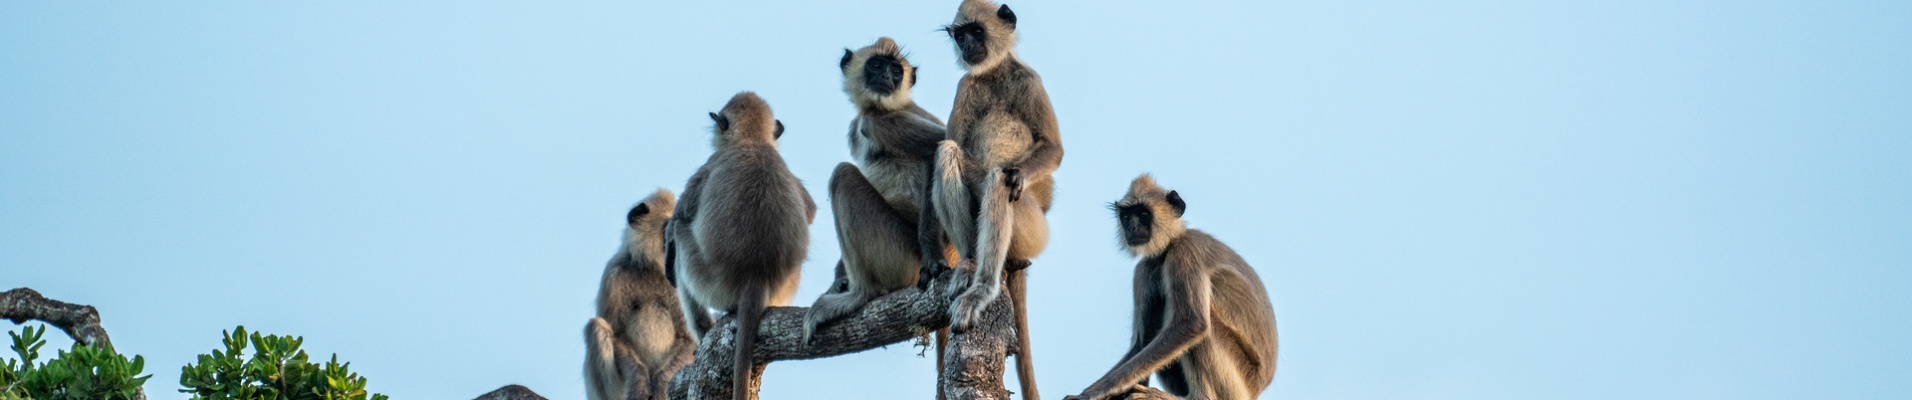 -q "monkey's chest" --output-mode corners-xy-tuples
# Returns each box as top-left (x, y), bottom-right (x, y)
(859, 161), (925, 217)
(623, 306), (678, 367)
(852, 122), (929, 216)
(965, 112), (1032, 166)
